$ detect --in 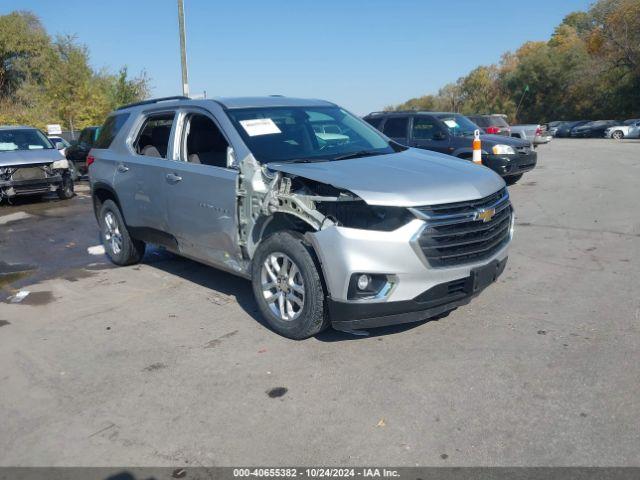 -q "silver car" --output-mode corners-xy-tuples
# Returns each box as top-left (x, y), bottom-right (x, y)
(0, 126), (74, 201)
(89, 96), (513, 339)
